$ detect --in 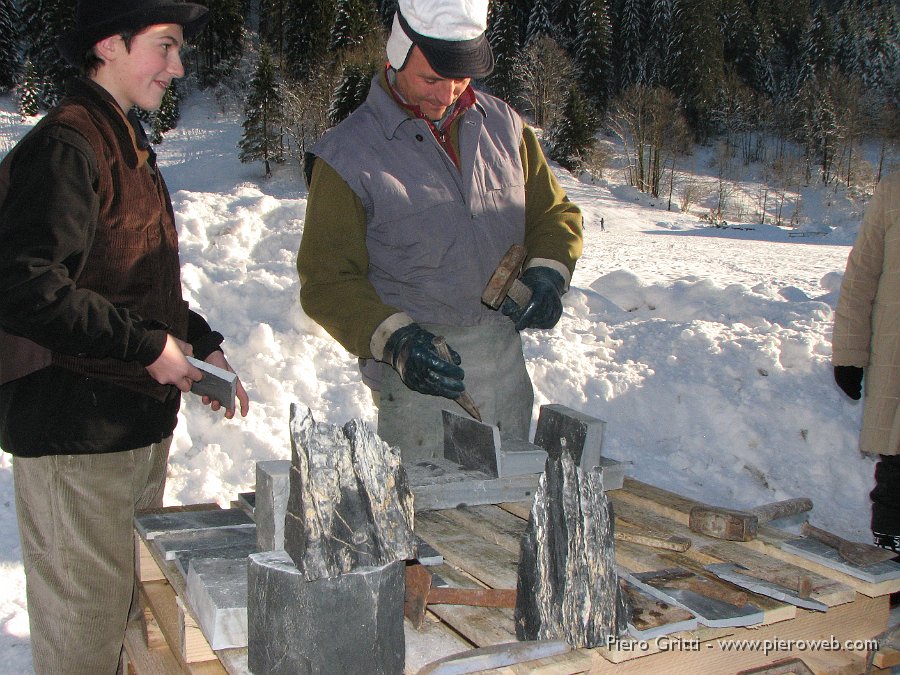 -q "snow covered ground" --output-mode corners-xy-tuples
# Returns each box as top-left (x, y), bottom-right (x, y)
(0, 90), (892, 671)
